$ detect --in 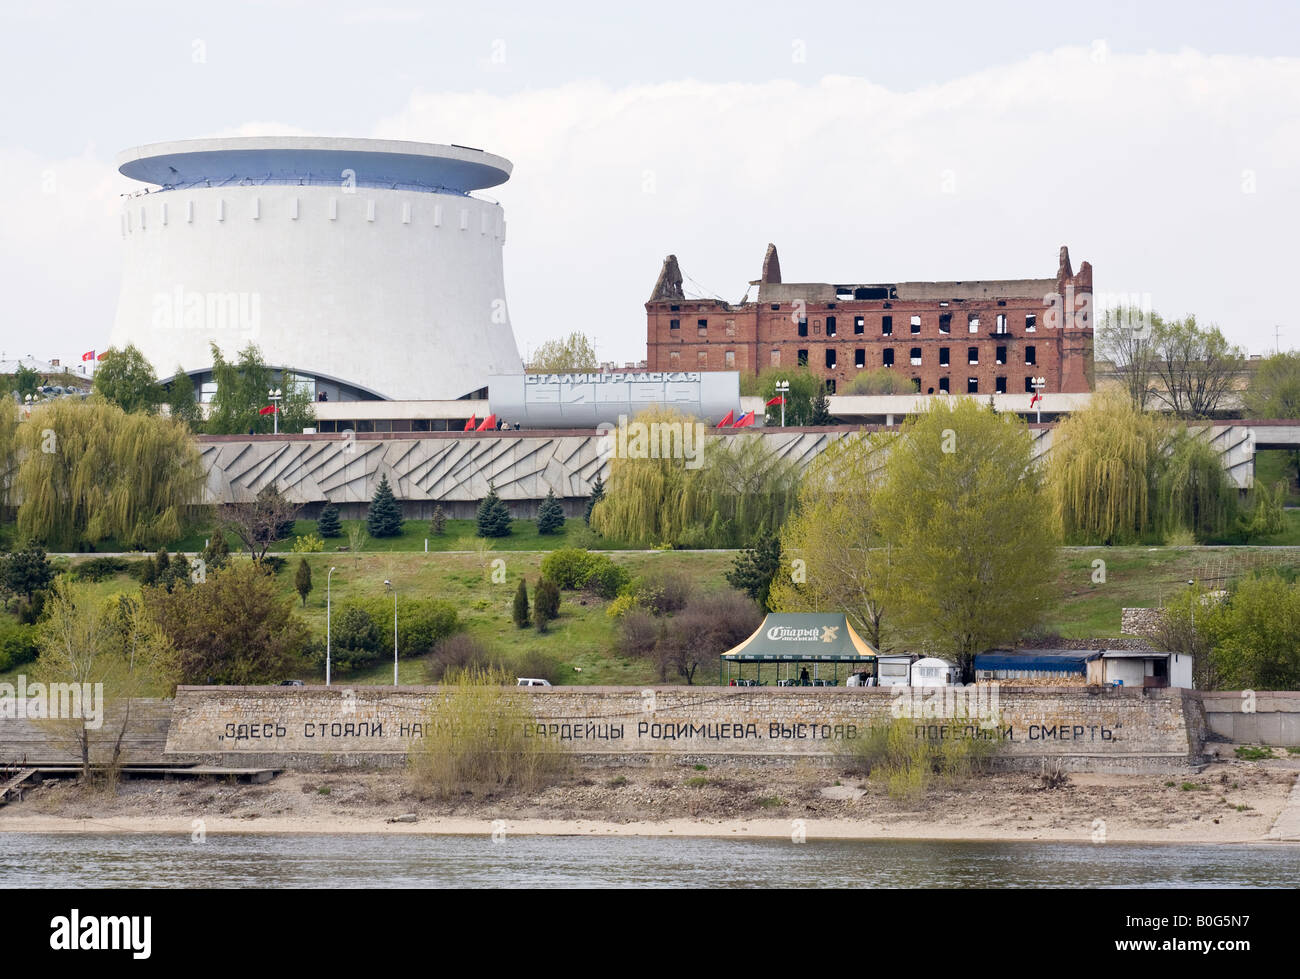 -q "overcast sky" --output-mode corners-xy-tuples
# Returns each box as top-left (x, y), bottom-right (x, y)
(3, 0), (1299, 369)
